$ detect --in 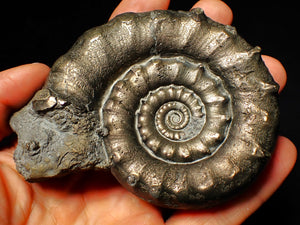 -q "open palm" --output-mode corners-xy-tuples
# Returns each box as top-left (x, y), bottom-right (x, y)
(0, 1), (297, 224)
